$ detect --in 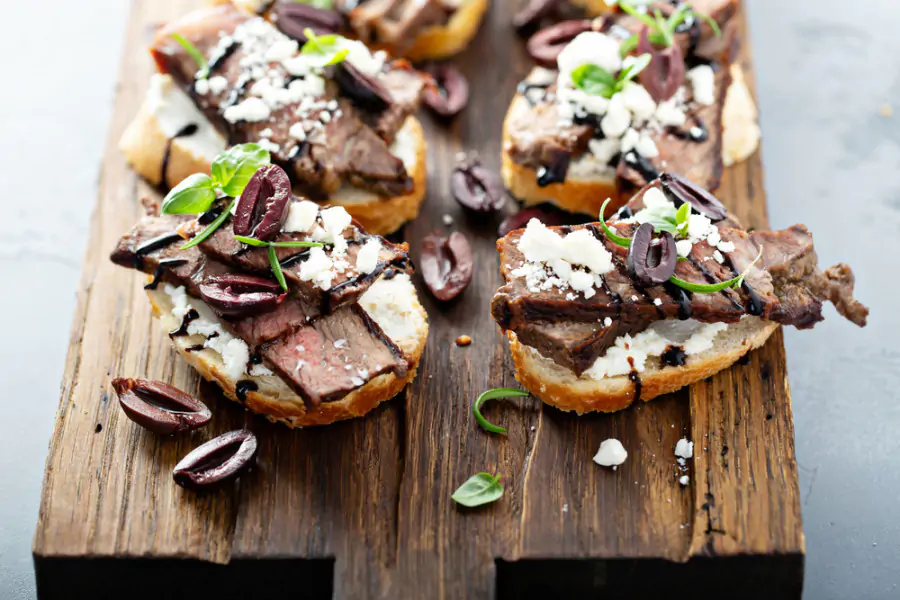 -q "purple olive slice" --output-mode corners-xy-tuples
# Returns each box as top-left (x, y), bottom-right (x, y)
(420, 231), (474, 302)
(233, 164), (292, 241)
(273, 2), (343, 42)
(112, 378), (211, 435)
(659, 172), (727, 222)
(637, 27), (686, 103)
(451, 159), (506, 212)
(173, 429), (258, 490)
(626, 223), (677, 285)
(334, 62), (392, 112)
(199, 274), (286, 316)
(422, 63), (469, 118)
(527, 20), (593, 68)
